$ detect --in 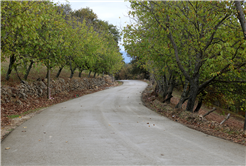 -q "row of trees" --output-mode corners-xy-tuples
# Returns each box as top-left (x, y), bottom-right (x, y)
(1, 1), (123, 82)
(123, 1), (246, 128)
